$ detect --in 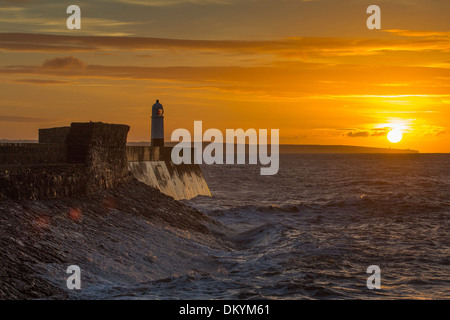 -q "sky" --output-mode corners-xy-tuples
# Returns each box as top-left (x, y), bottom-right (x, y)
(0, 0), (449, 152)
